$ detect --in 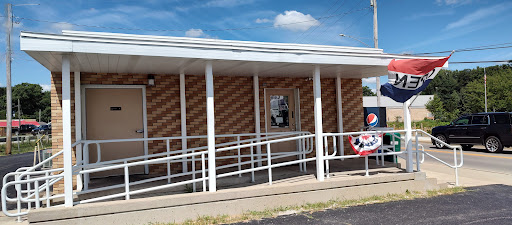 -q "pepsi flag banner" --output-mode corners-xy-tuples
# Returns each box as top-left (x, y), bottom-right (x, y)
(380, 55), (452, 103)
